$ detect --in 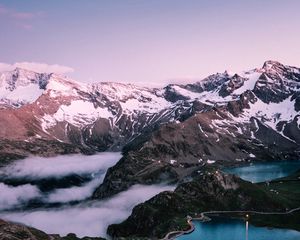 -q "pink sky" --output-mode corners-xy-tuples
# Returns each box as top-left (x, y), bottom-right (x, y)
(0, 0), (299, 85)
